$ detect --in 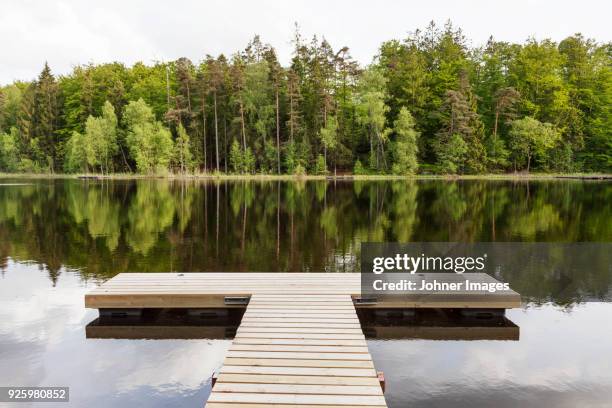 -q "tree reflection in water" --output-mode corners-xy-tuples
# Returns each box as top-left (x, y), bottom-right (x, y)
(0, 178), (609, 305)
